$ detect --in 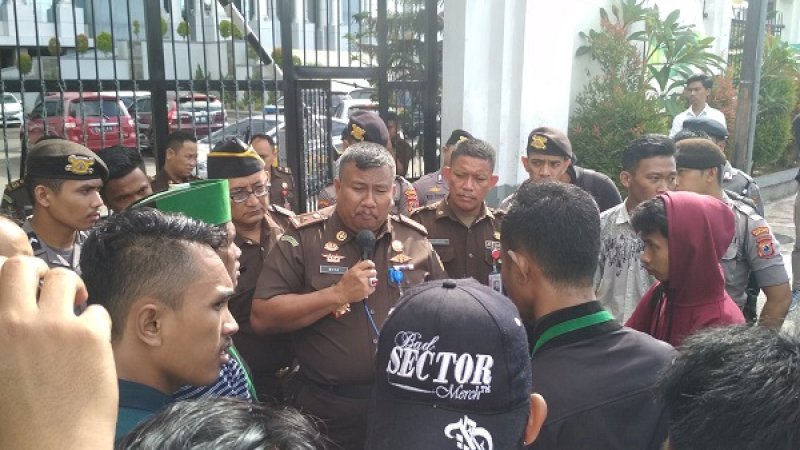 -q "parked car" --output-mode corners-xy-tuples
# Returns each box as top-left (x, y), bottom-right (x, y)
(0, 93), (23, 127)
(131, 92), (227, 150)
(22, 92), (137, 151)
(332, 98), (380, 122)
